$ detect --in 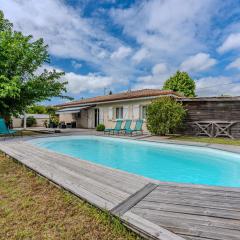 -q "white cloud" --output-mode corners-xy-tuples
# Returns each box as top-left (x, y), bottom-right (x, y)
(111, 0), (218, 65)
(0, 0), (115, 61)
(152, 63), (167, 75)
(226, 58), (240, 70)
(65, 72), (114, 94)
(133, 63), (172, 90)
(39, 65), (114, 94)
(218, 33), (240, 53)
(0, 0), (133, 81)
(1, 0), (145, 90)
(2, 0), (239, 98)
(180, 53), (217, 72)
(132, 48), (150, 63)
(196, 76), (240, 96)
(110, 46), (132, 60)
(71, 60), (82, 69)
